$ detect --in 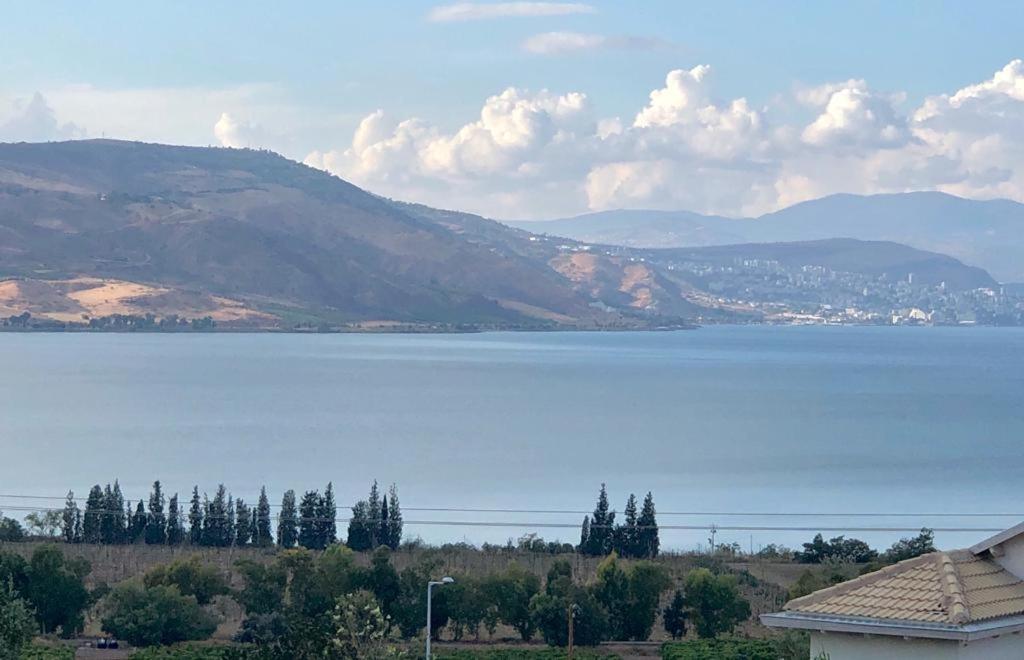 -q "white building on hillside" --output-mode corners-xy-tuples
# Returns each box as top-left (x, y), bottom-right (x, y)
(762, 523), (1024, 659)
